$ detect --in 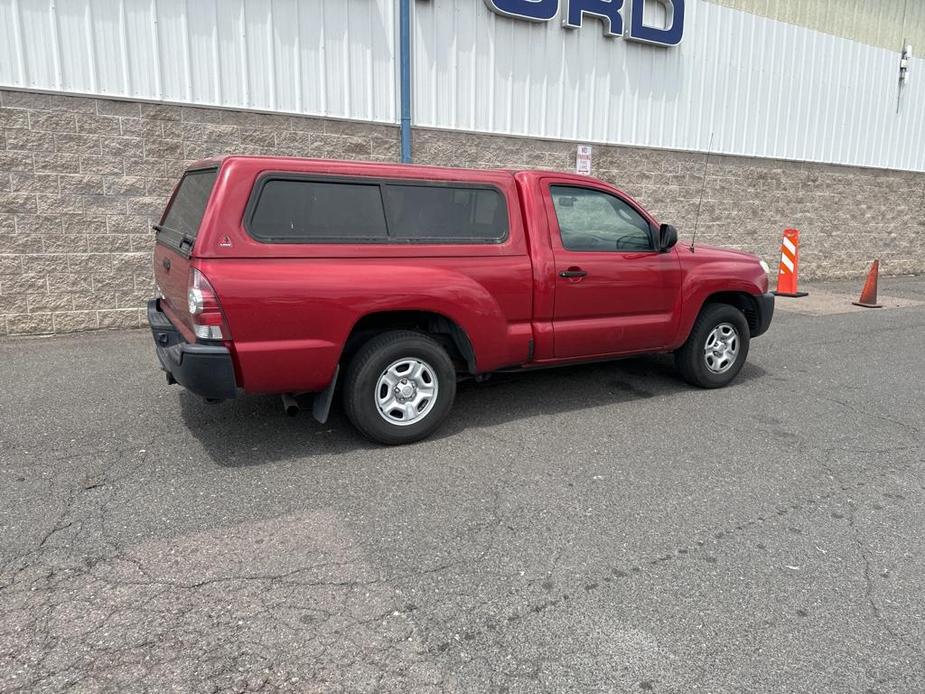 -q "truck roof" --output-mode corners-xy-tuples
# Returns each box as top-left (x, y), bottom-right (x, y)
(187, 154), (585, 183)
